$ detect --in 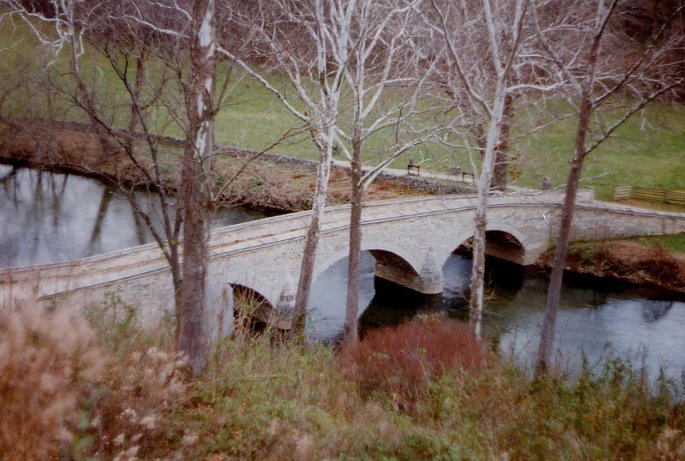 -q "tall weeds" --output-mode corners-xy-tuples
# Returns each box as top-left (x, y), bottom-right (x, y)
(82, 294), (187, 460)
(0, 300), (102, 459)
(2, 297), (685, 460)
